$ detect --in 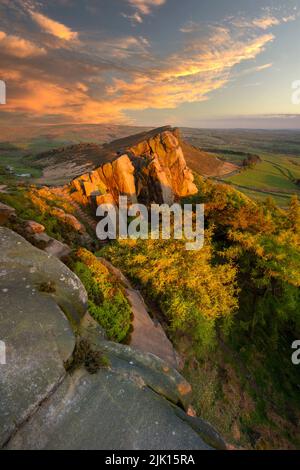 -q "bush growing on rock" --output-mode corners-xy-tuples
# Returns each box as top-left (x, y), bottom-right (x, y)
(0, 186), (87, 247)
(98, 175), (300, 449)
(72, 248), (132, 343)
(99, 236), (238, 353)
